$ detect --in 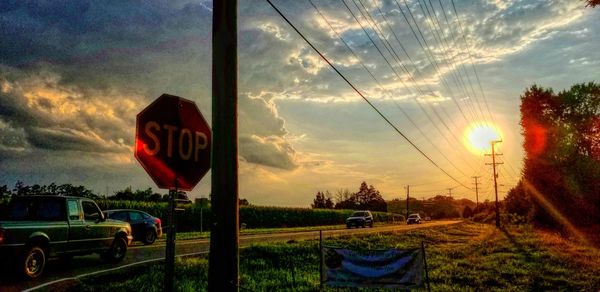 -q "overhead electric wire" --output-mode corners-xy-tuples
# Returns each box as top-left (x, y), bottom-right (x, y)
(265, 0), (472, 190)
(309, 0), (473, 179)
(414, 0), (485, 126)
(450, 0), (496, 126)
(435, 0), (489, 126)
(344, 0), (481, 171)
(449, 0), (523, 181)
(392, 0), (494, 160)
(365, 0), (479, 140)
